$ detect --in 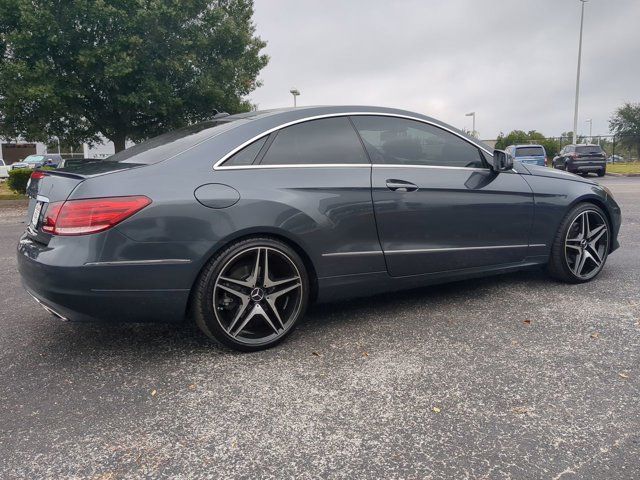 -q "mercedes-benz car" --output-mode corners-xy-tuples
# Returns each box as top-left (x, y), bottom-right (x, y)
(17, 106), (621, 351)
